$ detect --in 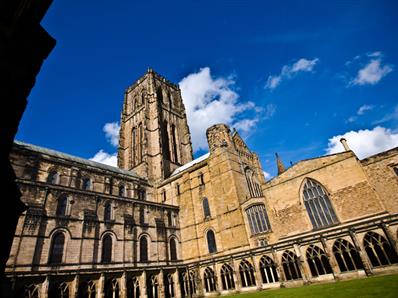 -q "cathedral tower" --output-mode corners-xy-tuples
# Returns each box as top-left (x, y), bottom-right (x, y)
(118, 69), (193, 182)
